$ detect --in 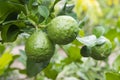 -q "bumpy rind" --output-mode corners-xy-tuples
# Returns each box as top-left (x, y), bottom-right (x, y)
(47, 16), (79, 45)
(90, 39), (112, 60)
(25, 30), (55, 62)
